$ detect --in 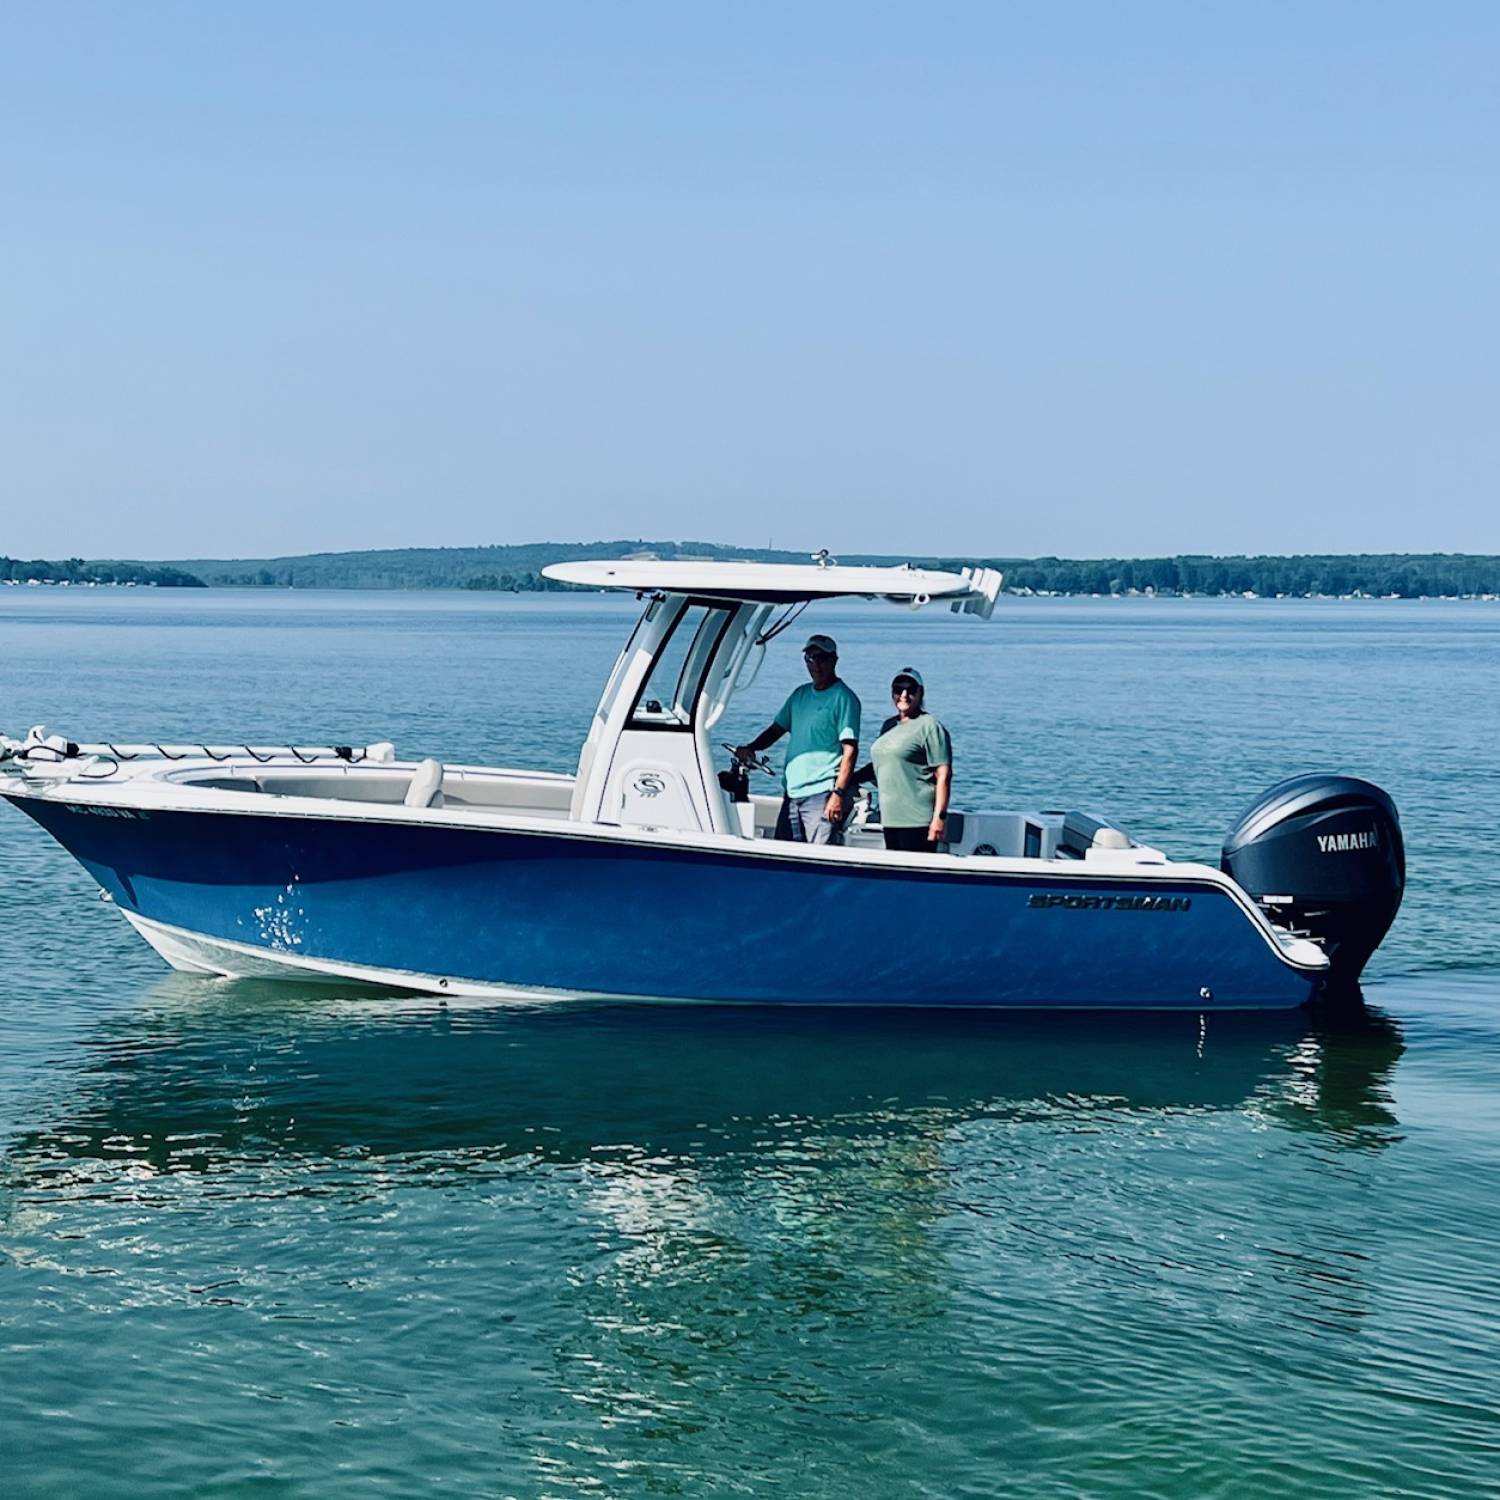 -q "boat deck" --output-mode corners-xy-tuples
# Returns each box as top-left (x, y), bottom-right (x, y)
(161, 762), (1139, 863)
